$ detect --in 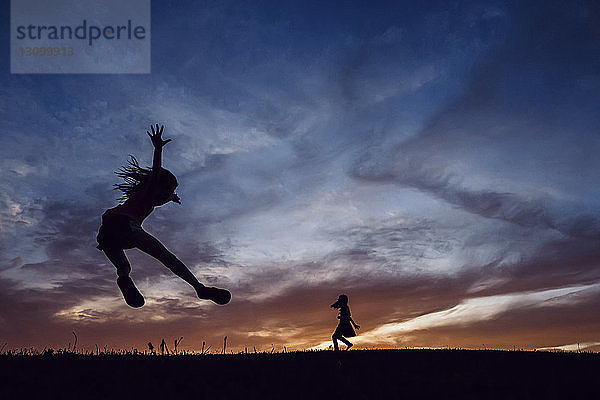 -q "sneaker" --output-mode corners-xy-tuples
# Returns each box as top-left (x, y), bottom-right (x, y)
(346, 342), (353, 350)
(117, 276), (145, 308)
(196, 286), (231, 305)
